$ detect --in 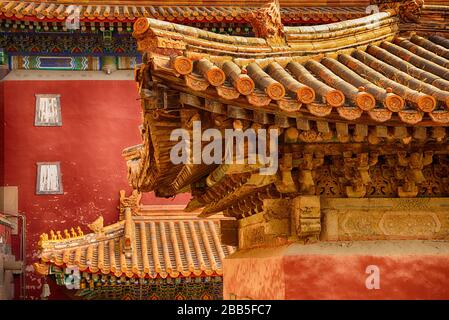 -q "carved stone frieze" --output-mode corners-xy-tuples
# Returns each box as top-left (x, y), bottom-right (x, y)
(321, 198), (449, 241)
